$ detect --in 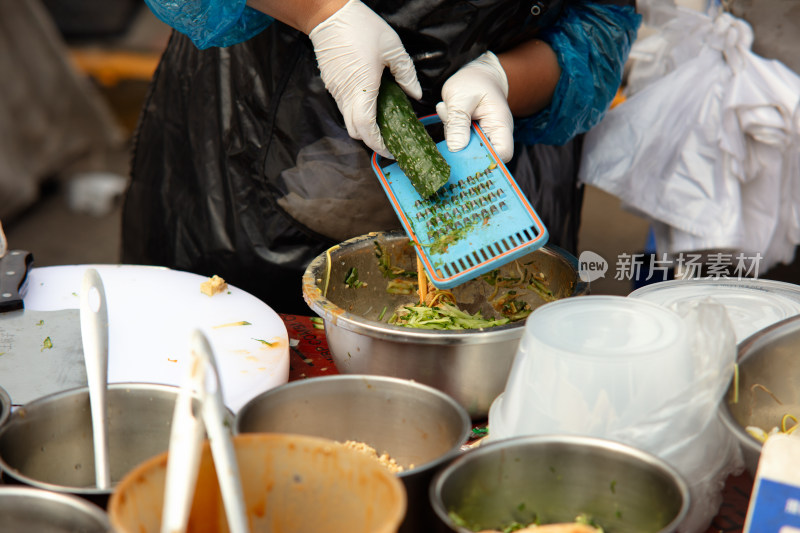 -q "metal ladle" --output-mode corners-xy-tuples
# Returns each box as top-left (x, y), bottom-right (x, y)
(80, 268), (111, 490)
